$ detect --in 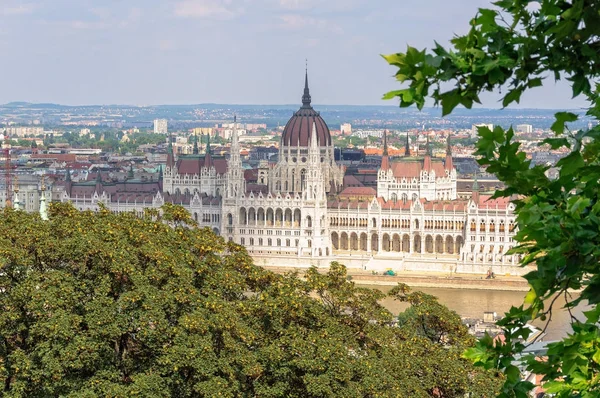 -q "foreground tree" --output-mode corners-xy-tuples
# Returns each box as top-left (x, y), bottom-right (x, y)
(384, 0), (600, 396)
(0, 204), (499, 397)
